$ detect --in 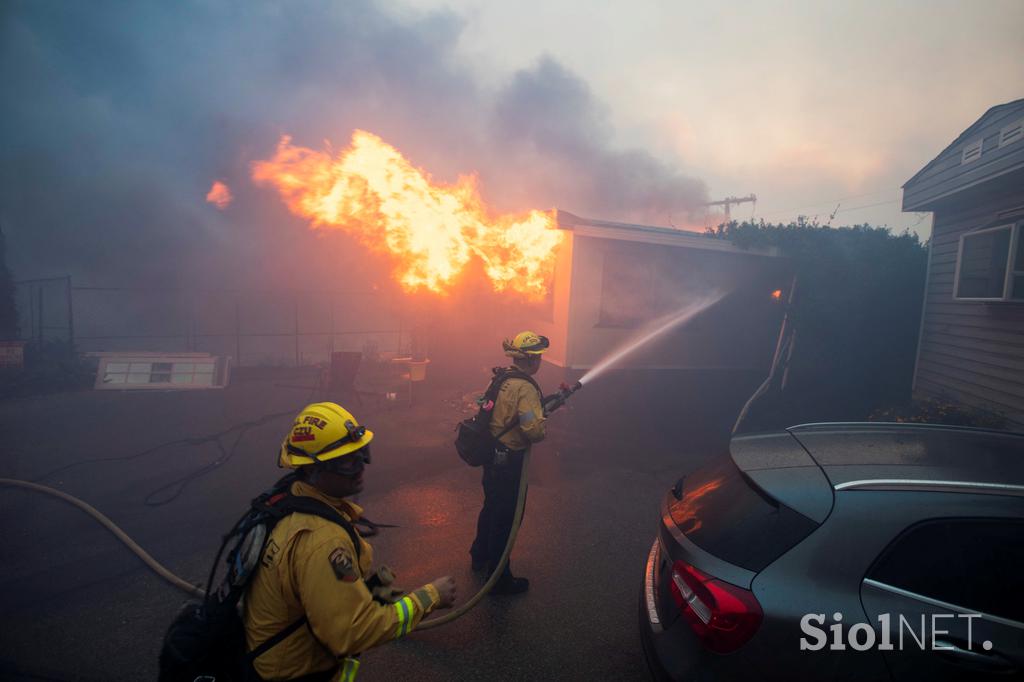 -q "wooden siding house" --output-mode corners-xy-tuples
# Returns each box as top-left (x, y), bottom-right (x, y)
(903, 98), (1024, 428)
